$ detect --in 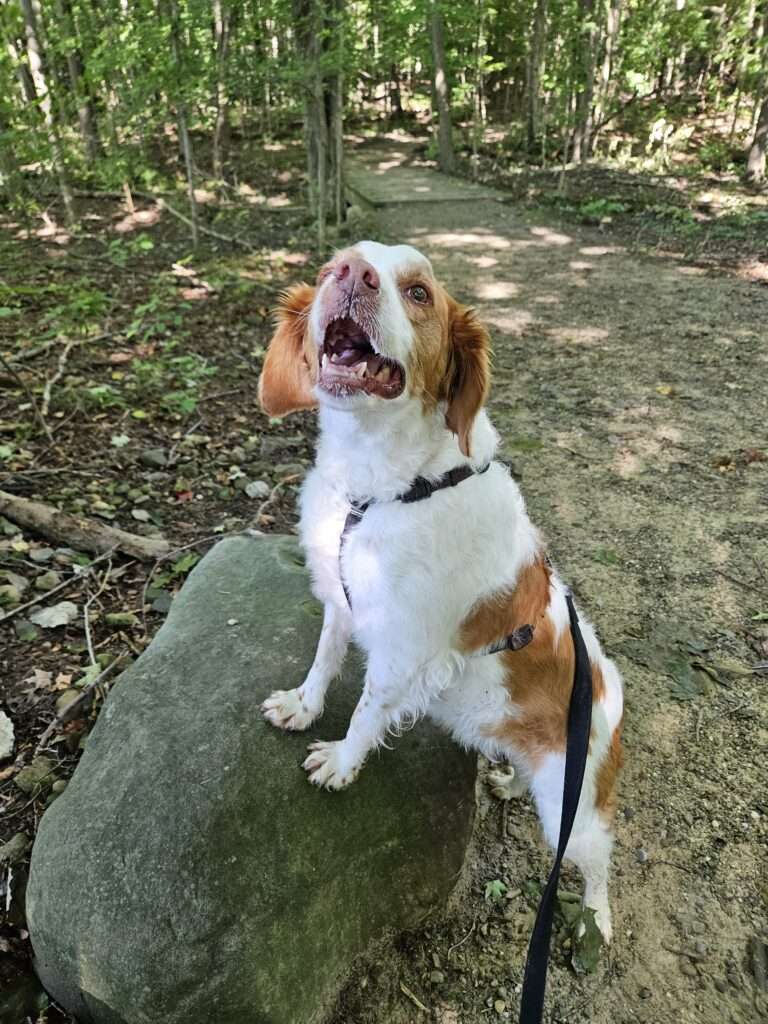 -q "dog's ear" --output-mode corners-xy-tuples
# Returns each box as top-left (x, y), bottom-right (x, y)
(258, 284), (318, 417)
(445, 304), (490, 457)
